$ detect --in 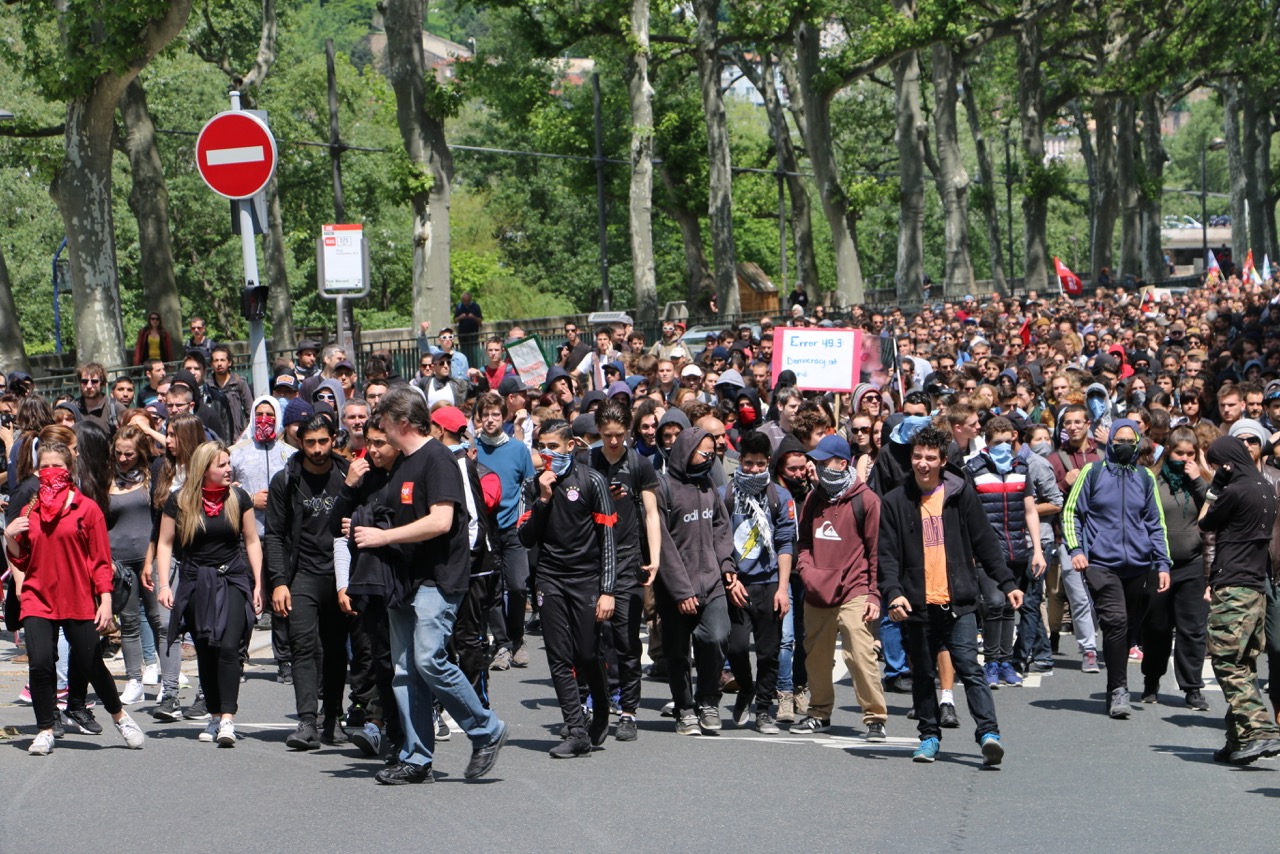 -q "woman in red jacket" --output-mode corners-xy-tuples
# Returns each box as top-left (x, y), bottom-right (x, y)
(5, 440), (146, 755)
(132, 312), (173, 366)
